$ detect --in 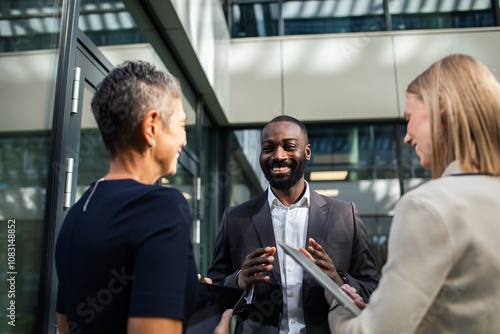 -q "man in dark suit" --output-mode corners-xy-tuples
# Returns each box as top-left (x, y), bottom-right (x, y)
(207, 115), (379, 334)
